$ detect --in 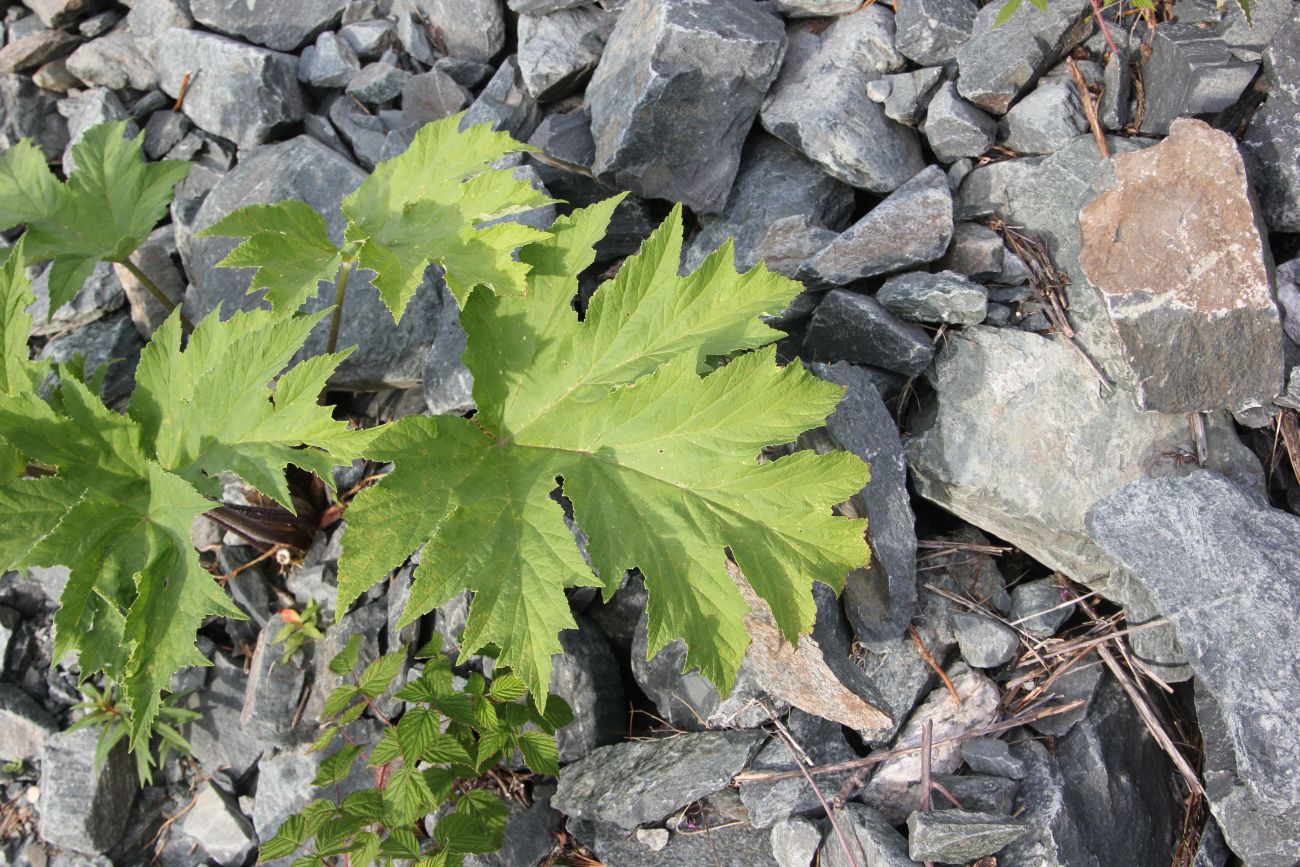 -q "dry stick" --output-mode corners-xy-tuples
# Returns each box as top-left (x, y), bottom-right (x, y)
(1068, 57), (1110, 159)
(773, 722), (861, 867)
(909, 626), (961, 705)
(920, 720), (935, 867)
(171, 70), (194, 111)
(1189, 412), (1209, 467)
